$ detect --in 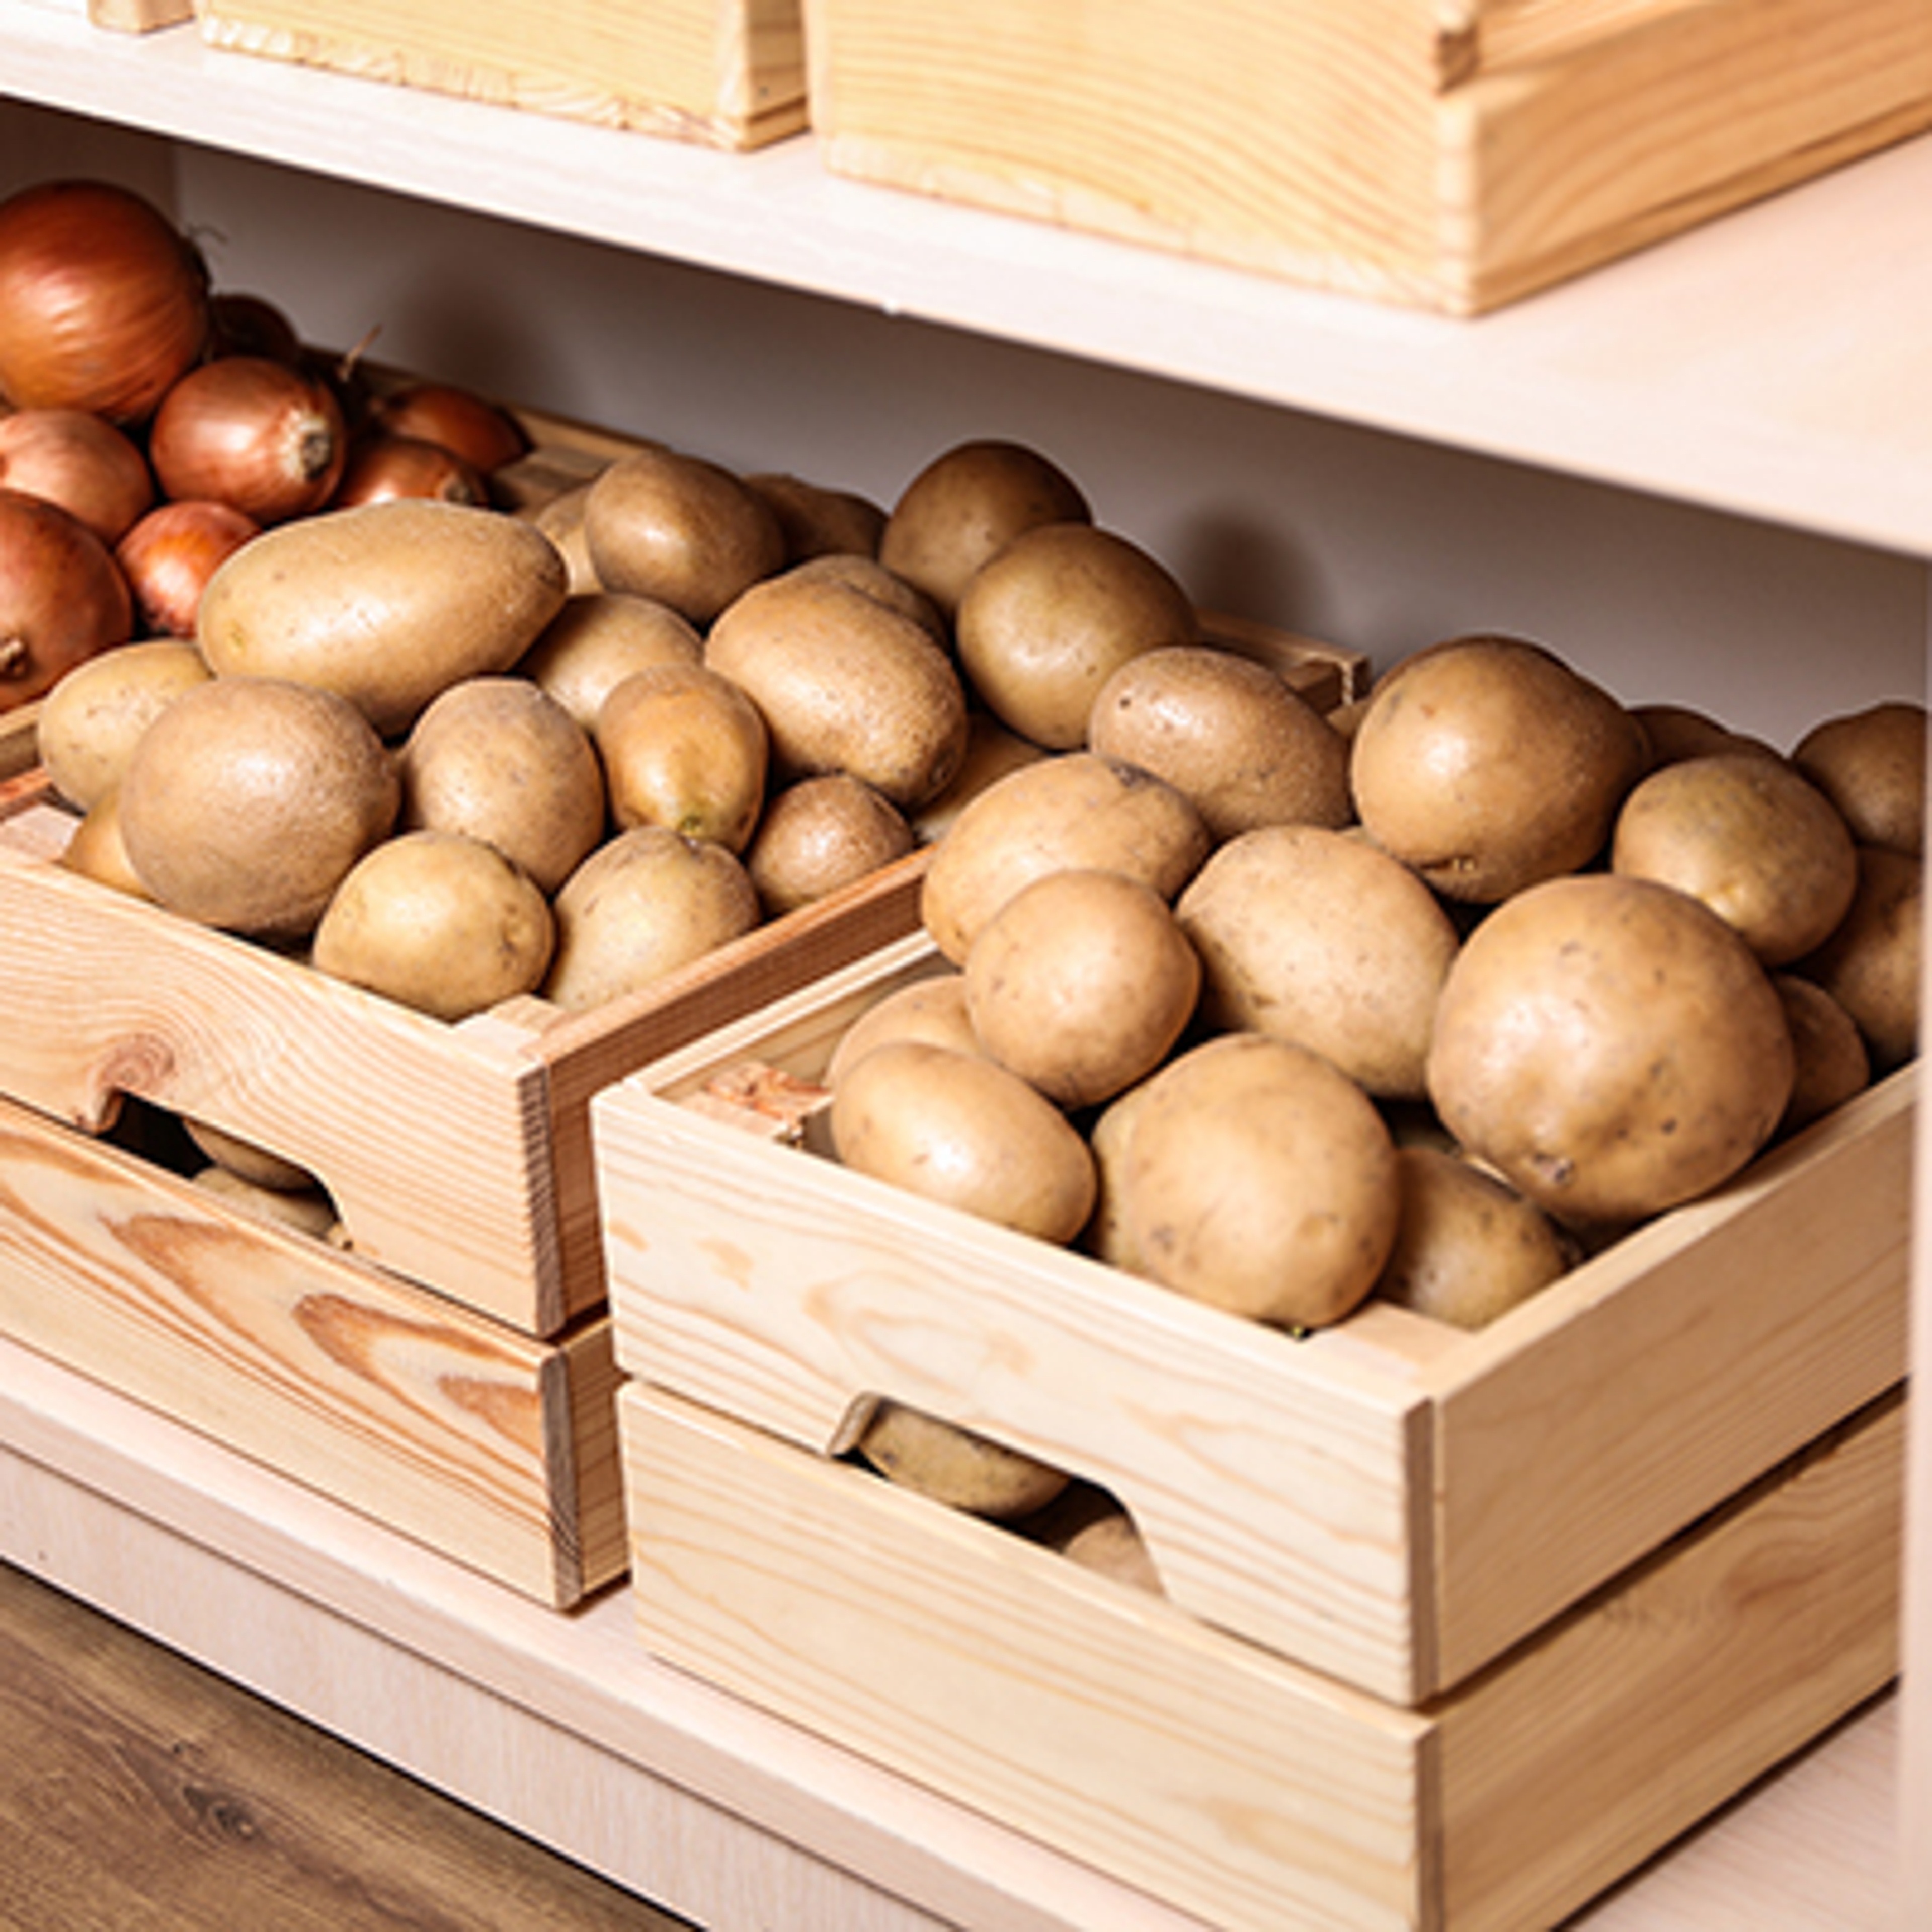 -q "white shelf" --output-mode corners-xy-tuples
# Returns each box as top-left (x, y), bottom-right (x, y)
(5, 1), (1931, 557)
